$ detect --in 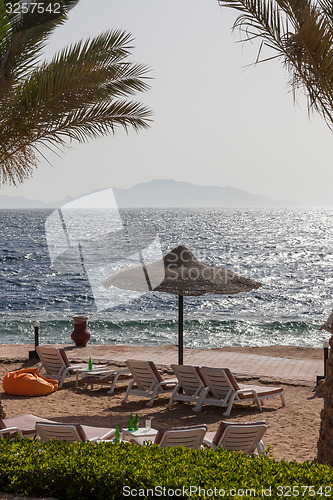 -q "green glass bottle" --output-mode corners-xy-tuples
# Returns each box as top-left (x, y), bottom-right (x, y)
(134, 413), (139, 431)
(115, 425), (120, 443)
(88, 357), (92, 371)
(128, 413), (134, 431)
